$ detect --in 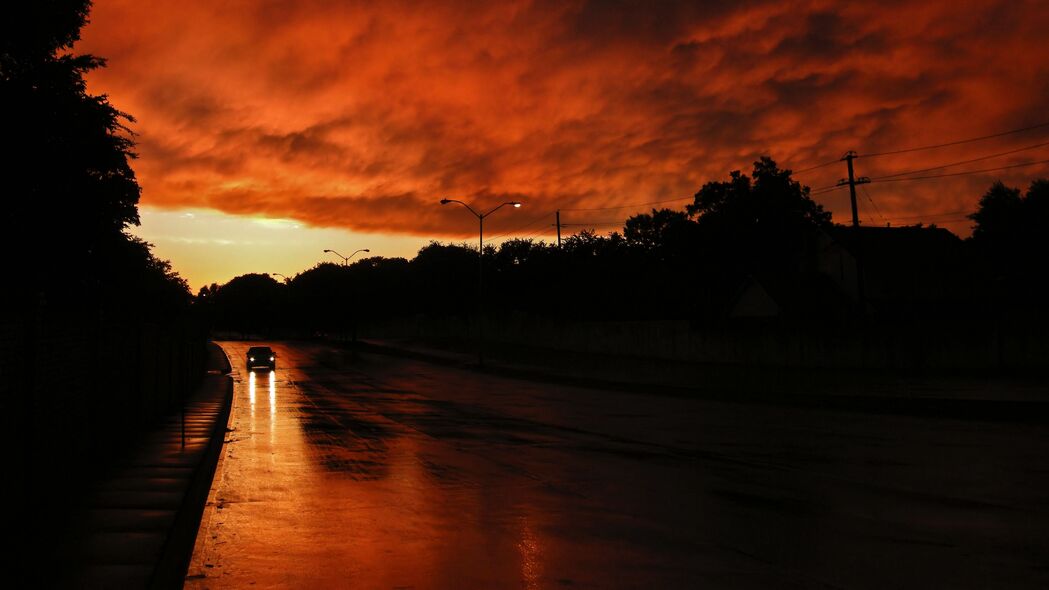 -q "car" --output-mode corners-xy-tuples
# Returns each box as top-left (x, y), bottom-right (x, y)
(246, 346), (277, 372)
